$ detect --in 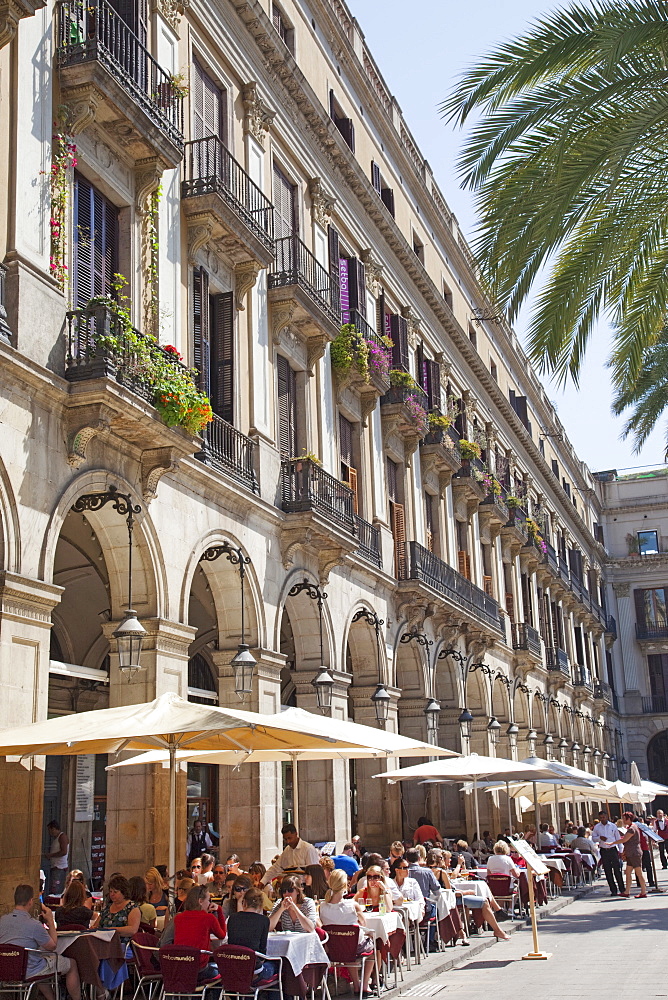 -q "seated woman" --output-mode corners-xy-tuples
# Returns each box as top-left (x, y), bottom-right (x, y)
(353, 865), (394, 912)
(174, 877), (195, 914)
(437, 866), (510, 942)
(248, 864), (274, 911)
(145, 867), (170, 920)
(54, 879), (94, 929)
(227, 887), (276, 985)
(227, 875), (252, 923)
(171, 886), (227, 983)
(427, 849), (451, 888)
(63, 871), (93, 908)
(98, 875), (141, 938)
(128, 875), (157, 928)
(389, 859), (424, 916)
(304, 864), (329, 901)
(320, 870), (374, 996)
(486, 842), (520, 878)
(198, 854), (216, 884)
(225, 854), (243, 875)
(268, 876), (316, 933)
(319, 855), (335, 889)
